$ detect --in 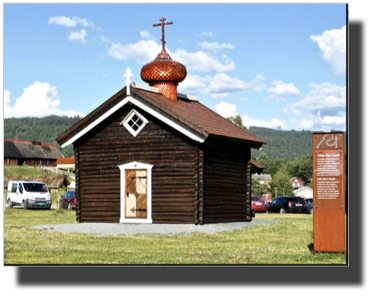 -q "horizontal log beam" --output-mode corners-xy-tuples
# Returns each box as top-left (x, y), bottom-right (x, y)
(81, 217), (119, 223)
(81, 212), (120, 217)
